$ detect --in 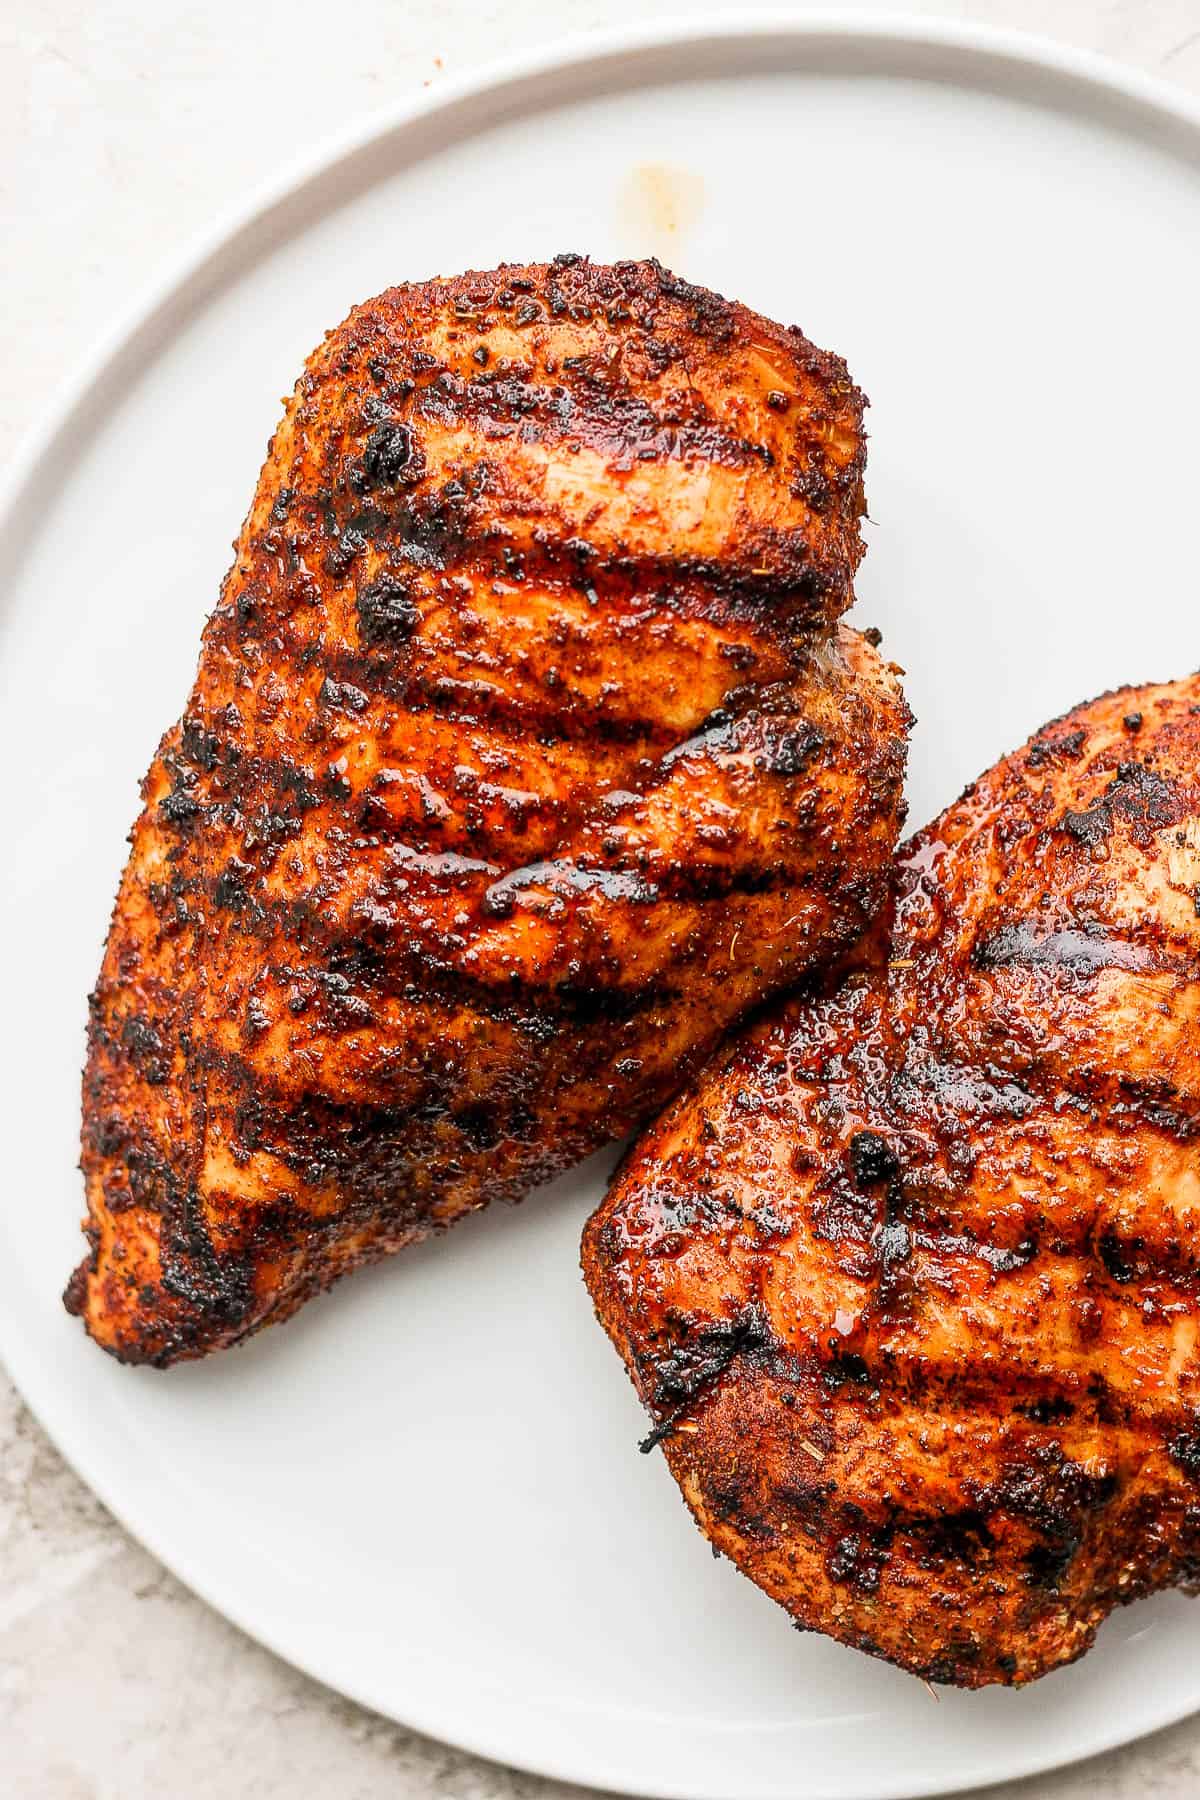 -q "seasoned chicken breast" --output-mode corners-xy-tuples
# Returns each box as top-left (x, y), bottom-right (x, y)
(585, 673), (1200, 1686)
(69, 257), (909, 1365)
